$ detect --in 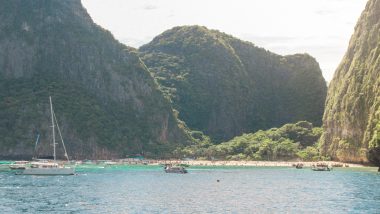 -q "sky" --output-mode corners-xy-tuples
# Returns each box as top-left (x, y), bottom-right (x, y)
(82, 0), (367, 81)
